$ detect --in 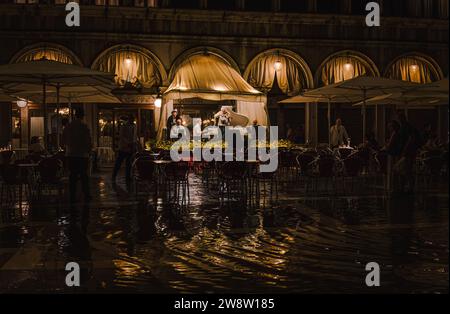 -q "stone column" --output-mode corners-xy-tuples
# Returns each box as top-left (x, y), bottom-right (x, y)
(308, 0), (317, 13)
(237, 0), (245, 10)
(305, 102), (318, 145)
(342, 0), (351, 14)
(199, 0), (207, 9)
(375, 105), (386, 145)
(0, 103), (12, 147)
(272, 0), (281, 12)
